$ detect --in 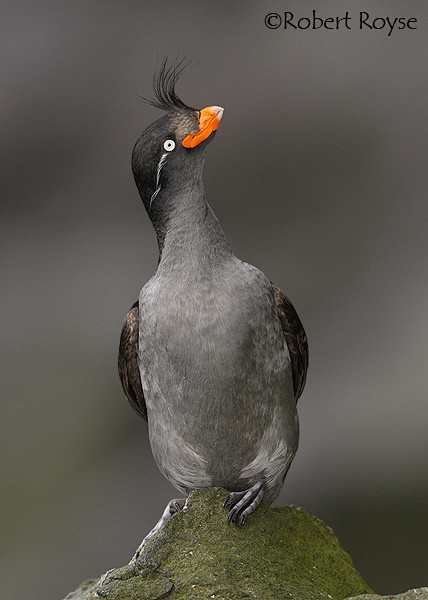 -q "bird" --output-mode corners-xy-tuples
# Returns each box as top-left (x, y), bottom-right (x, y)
(118, 59), (308, 541)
